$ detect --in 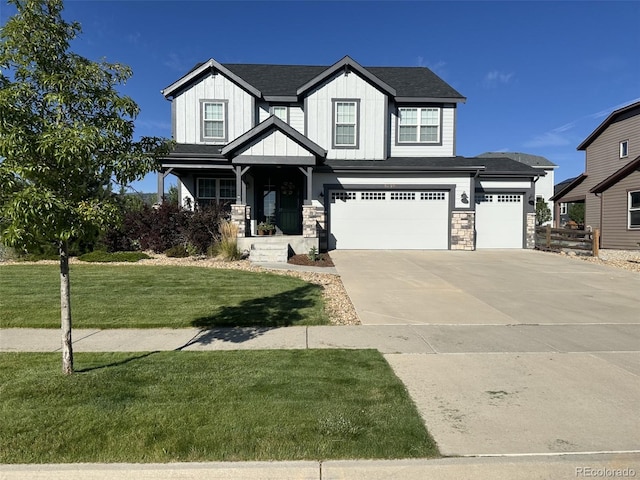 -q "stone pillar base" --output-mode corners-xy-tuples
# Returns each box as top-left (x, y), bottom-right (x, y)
(302, 205), (325, 240)
(526, 212), (536, 249)
(231, 204), (250, 238)
(451, 211), (475, 250)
